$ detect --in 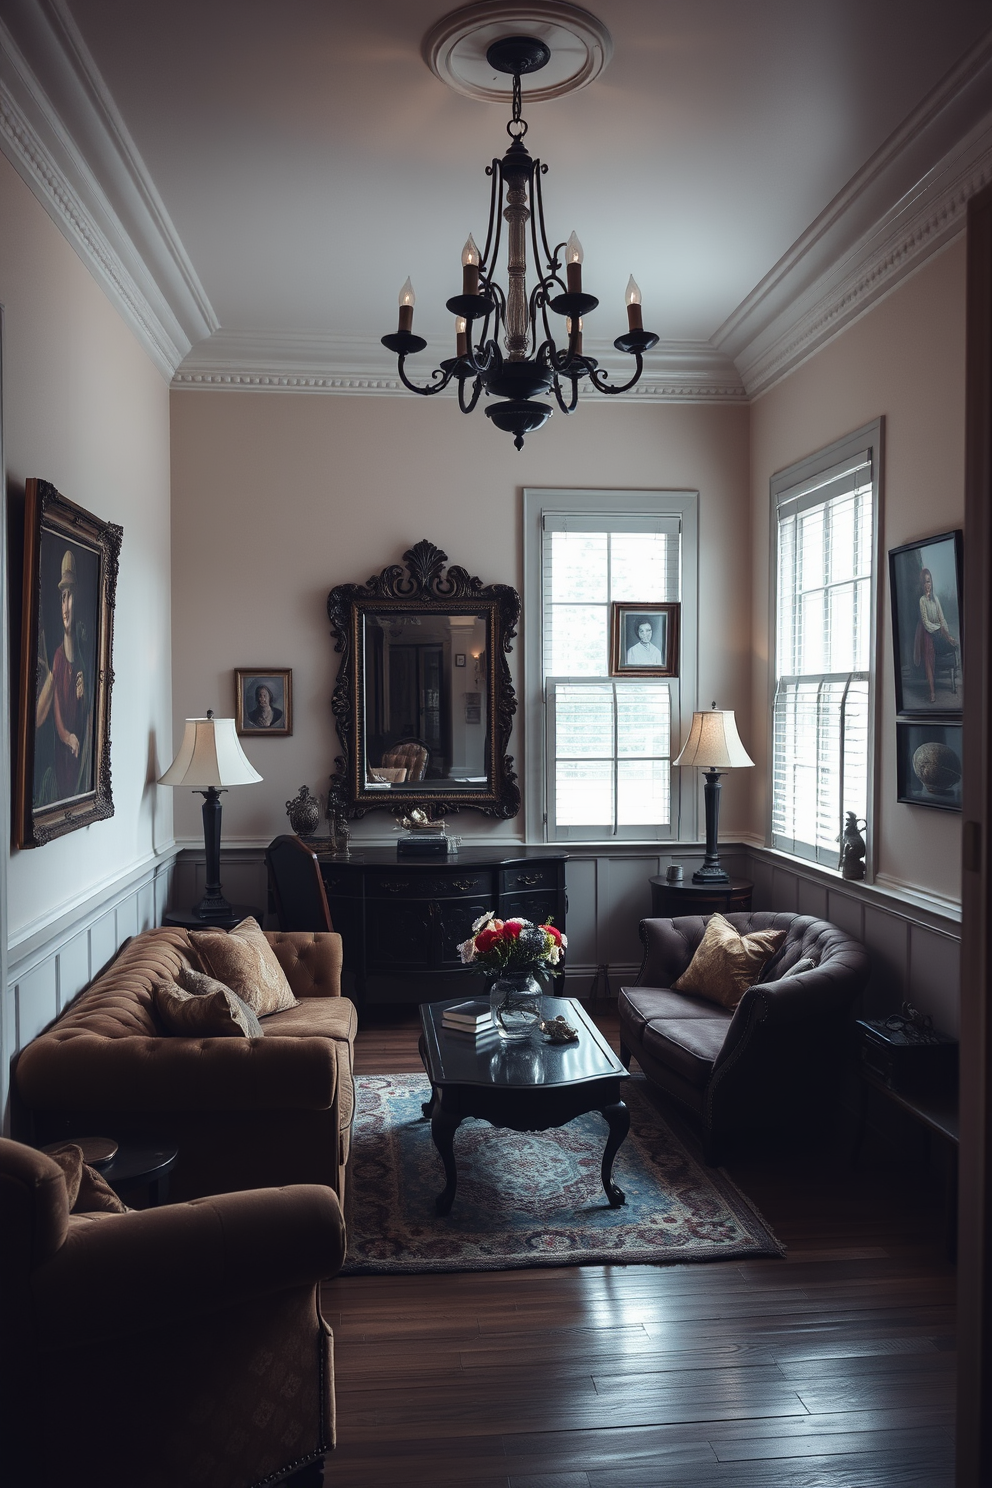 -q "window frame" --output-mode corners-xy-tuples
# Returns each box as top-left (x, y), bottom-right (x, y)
(767, 420), (883, 877)
(523, 488), (699, 844)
